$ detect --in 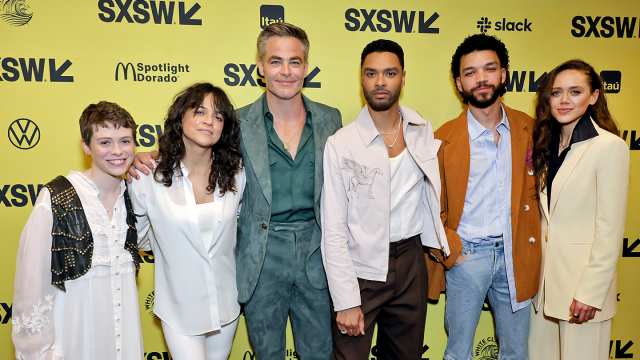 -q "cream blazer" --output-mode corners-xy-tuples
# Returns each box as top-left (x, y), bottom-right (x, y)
(321, 104), (449, 312)
(130, 163), (245, 335)
(533, 120), (629, 322)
